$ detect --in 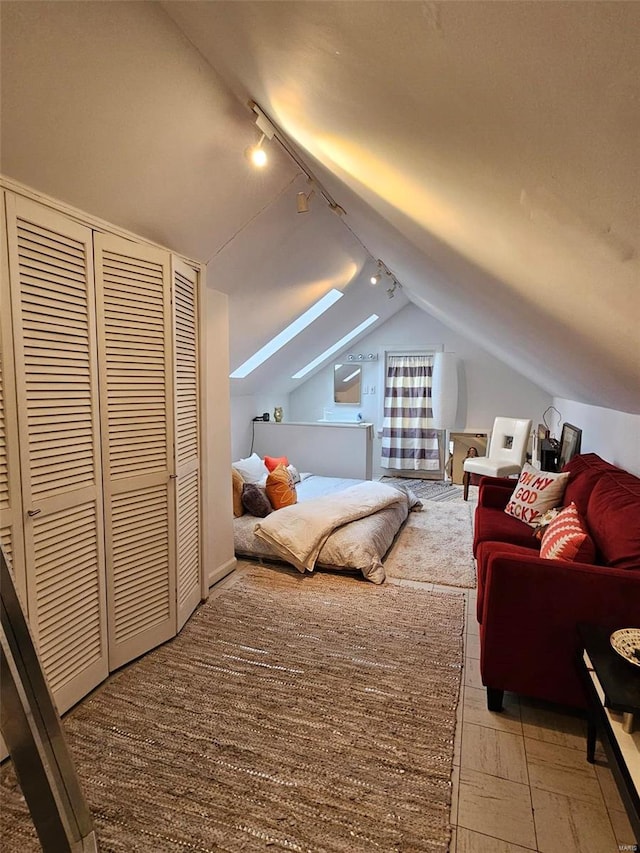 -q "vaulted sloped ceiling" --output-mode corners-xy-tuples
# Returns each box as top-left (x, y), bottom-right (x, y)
(2, 2), (638, 412)
(163, 0), (640, 413)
